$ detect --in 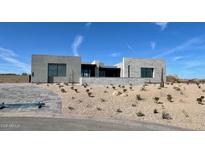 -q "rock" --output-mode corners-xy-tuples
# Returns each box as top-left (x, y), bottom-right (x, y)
(162, 112), (172, 120)
(136, 111), (145, 117)
(112, 91), (122, 96)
